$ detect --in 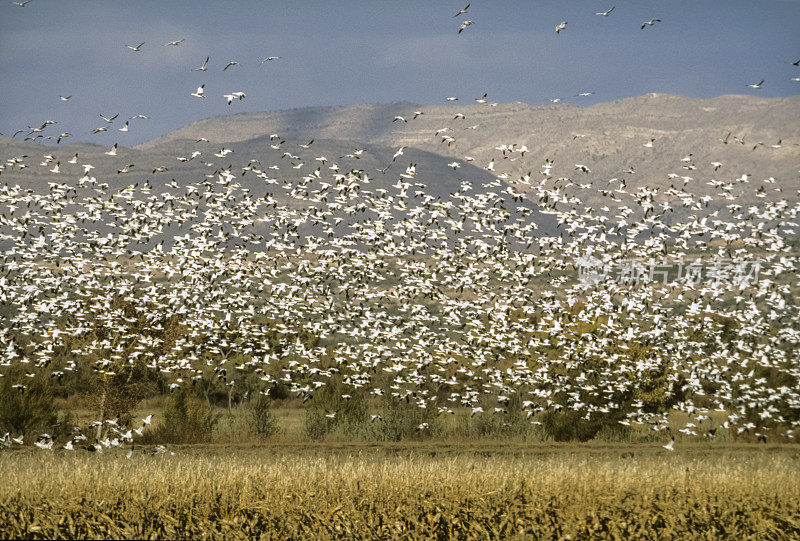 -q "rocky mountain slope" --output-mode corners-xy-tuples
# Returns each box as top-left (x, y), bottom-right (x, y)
(2, 94), (798, 211)
(136, 94), (800, 191)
